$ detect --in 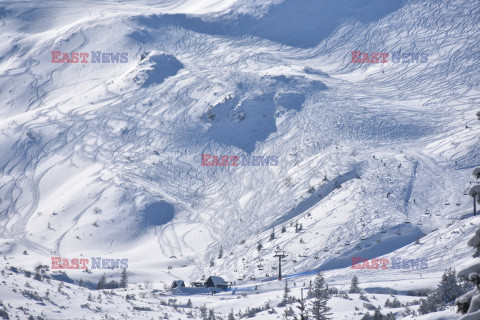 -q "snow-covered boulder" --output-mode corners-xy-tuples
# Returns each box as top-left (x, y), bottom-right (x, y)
(459, 310), (480, 320)
(458, 264), (480, 280)
(473, 167), (480, 180)
(468, 234), (480, 248)
(468, 185), (480, 198)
